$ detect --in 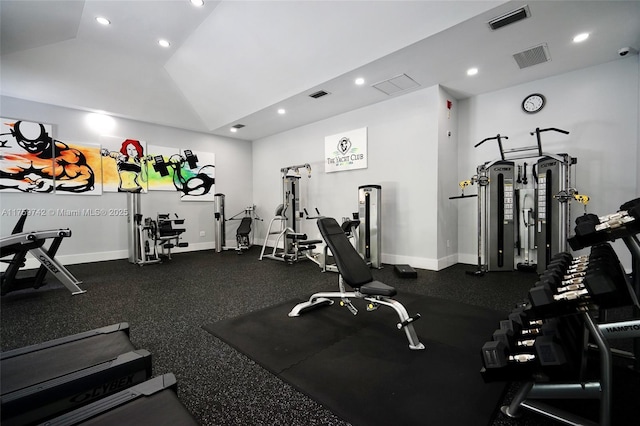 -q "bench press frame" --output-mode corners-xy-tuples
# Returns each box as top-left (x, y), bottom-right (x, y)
(288, 217), (424, 350)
